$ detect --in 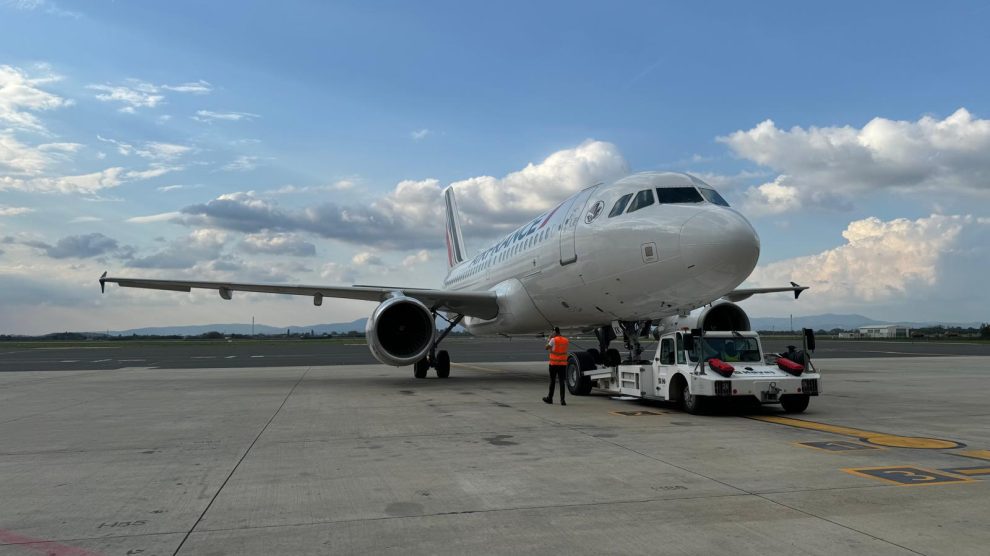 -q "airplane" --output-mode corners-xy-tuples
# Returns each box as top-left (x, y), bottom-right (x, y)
(100, 171), (805, 390)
